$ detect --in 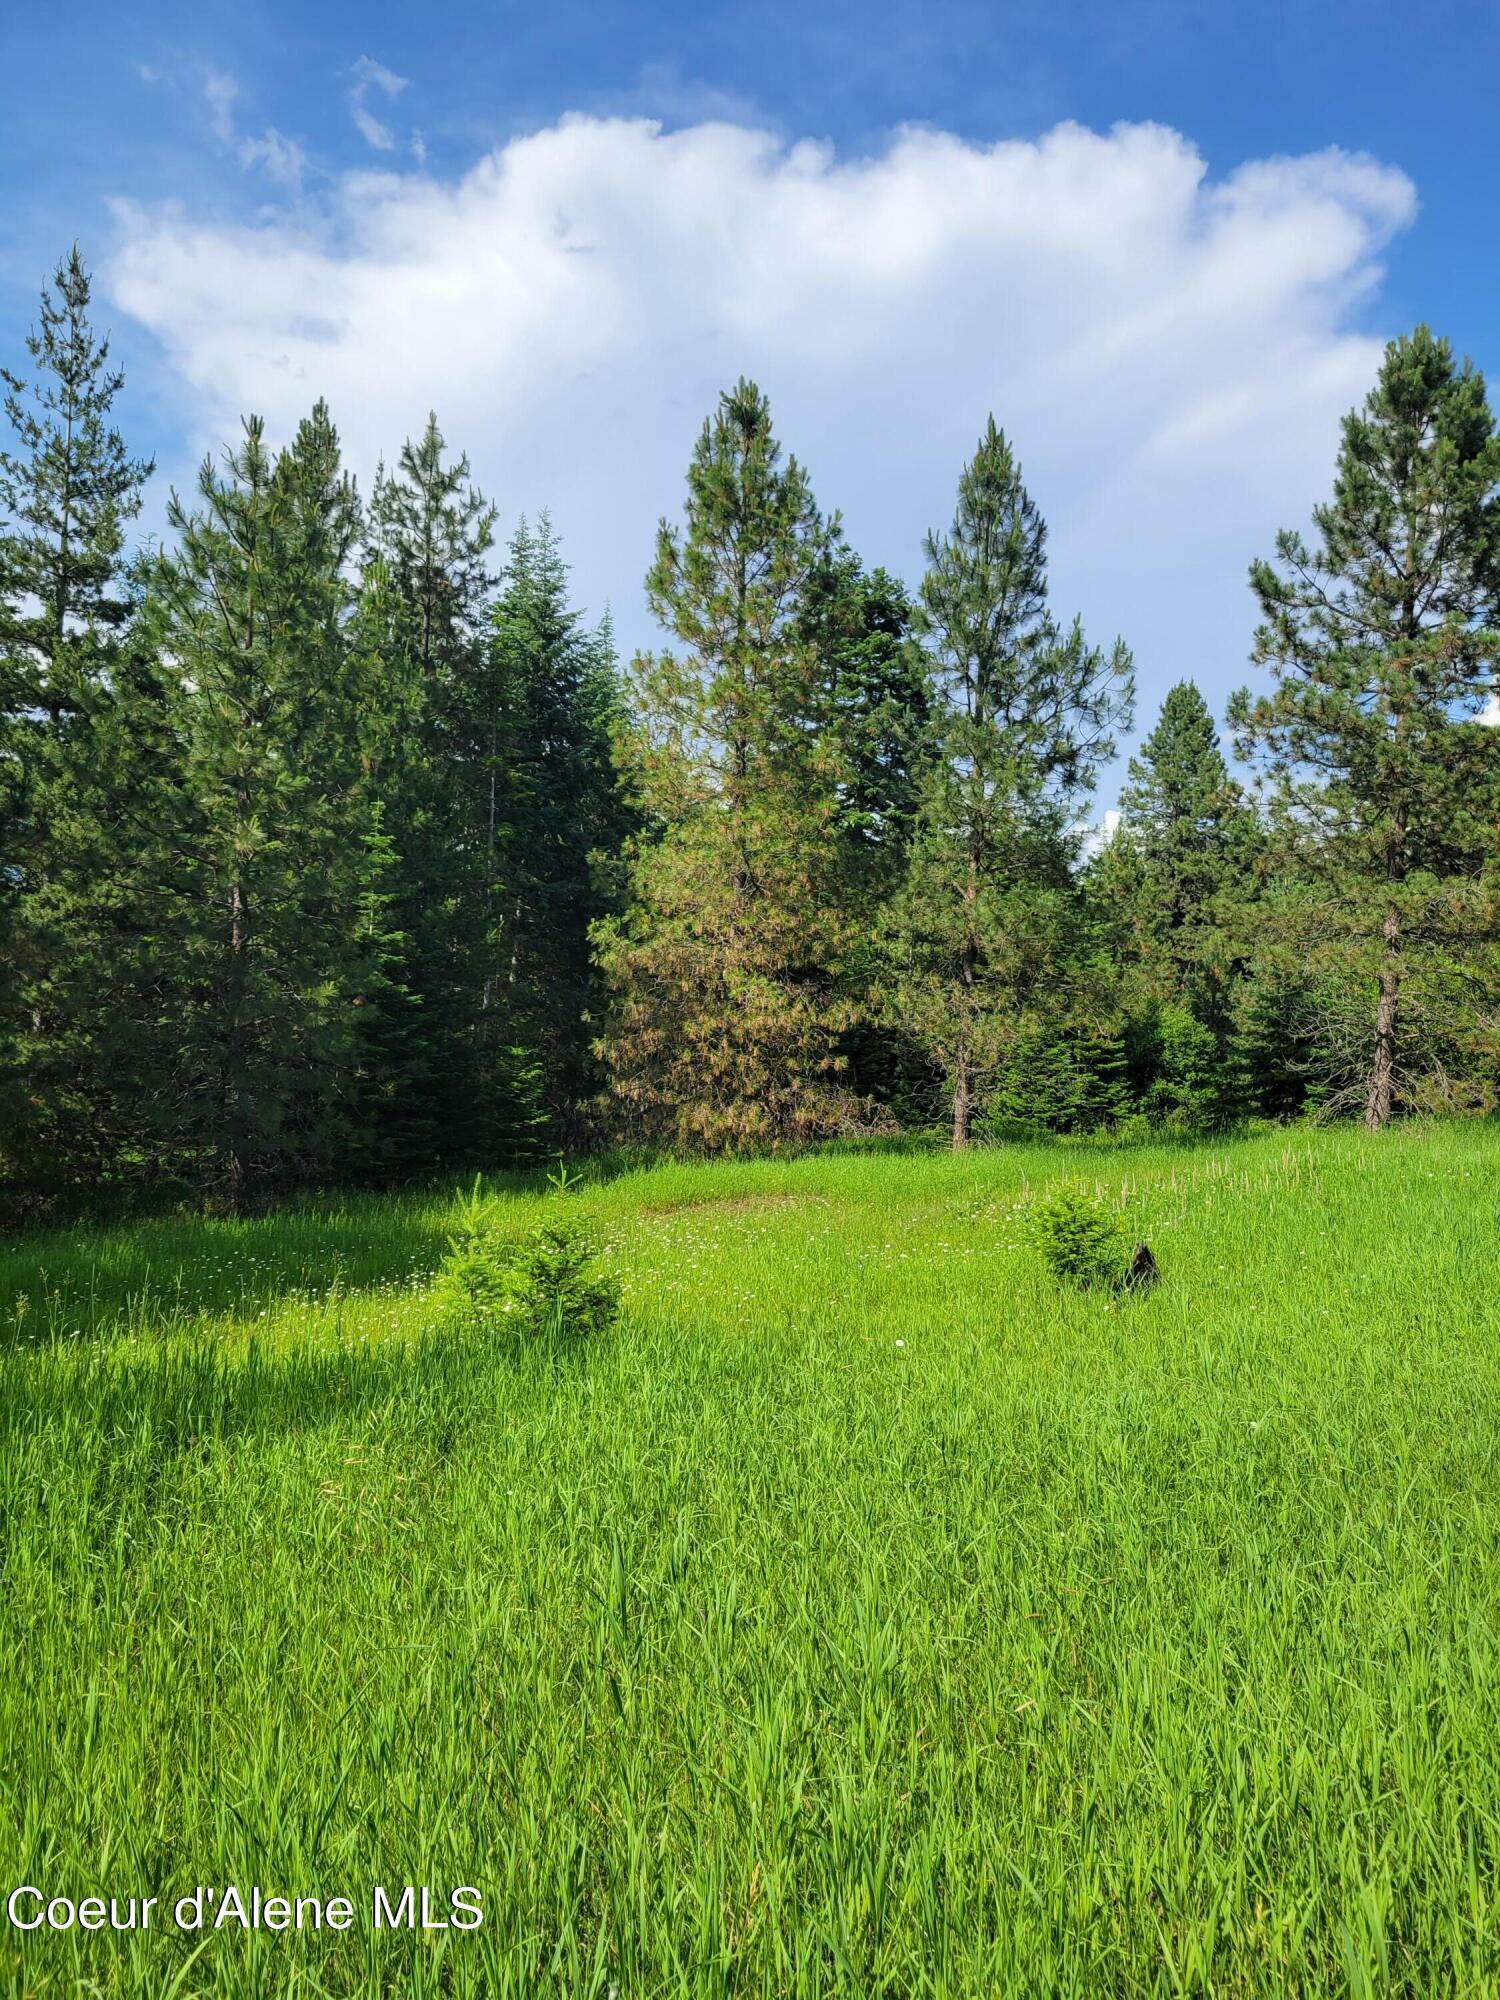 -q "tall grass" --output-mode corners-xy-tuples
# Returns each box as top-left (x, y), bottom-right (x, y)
(2, 1124), (1499, 1994)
